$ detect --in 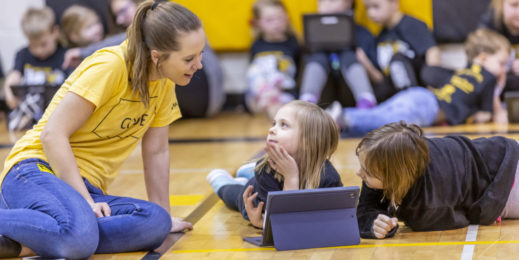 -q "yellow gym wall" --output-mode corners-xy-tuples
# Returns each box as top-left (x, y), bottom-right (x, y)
(174, 0), (432, 51)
